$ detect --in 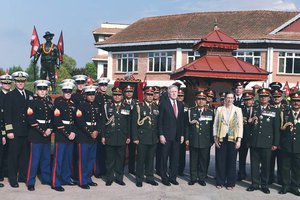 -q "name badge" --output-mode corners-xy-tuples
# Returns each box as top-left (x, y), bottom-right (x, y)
(262, 111), (276, 118)
(121, 109), (130, 115)
(199, 115), (213, 121)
